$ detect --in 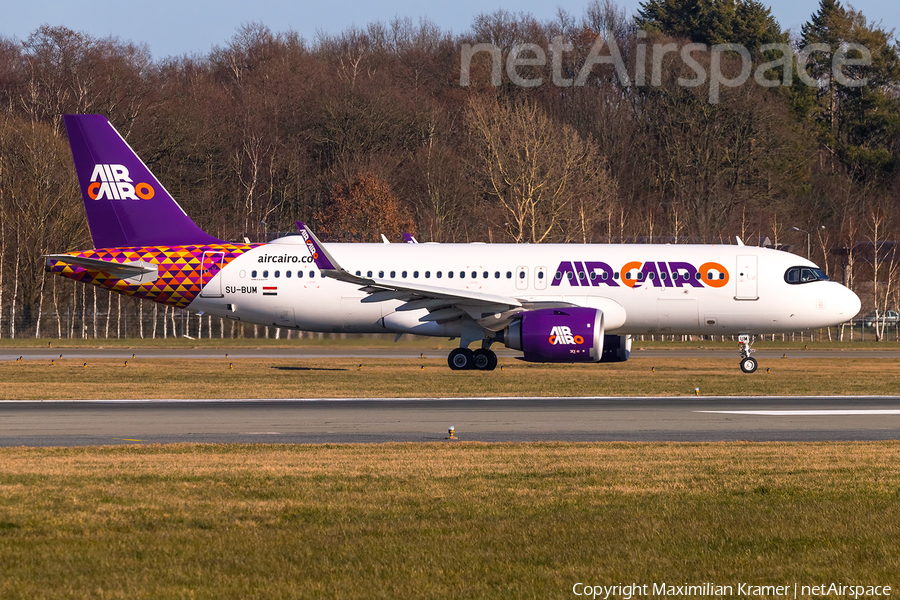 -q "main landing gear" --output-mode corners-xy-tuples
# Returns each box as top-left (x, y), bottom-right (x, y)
(738, 334), (758, 373)
(448, 348), (498, 371)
